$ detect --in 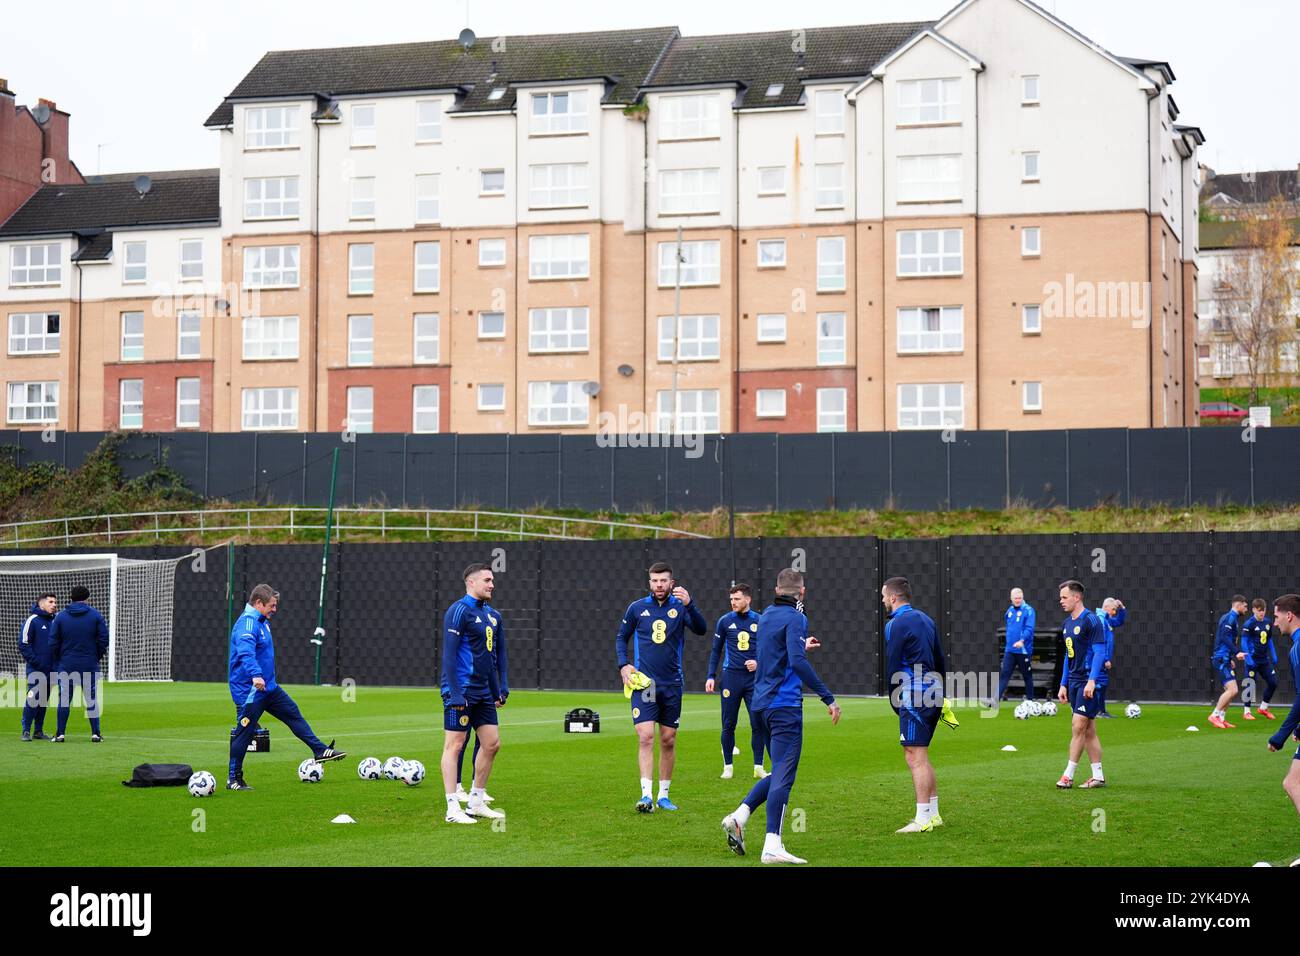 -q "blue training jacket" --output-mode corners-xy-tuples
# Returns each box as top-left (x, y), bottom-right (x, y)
(1212, 609), (1240, 663)
(228, 603), (278, 705)
(1092, 607), (1125, 687)
(1003, 602), (1036, 655)
(752, 596), (834, 711)
(441, 594), (505, 707)
(615, 592), (707, 686)
(707, 609), (762, 678)
(1269, 640), (1300, 750)
(49, 602), (108, 672)
(18, 602), (56, 672)
(1242, 615), (1278, 668)
(886, 603), (947, 713)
